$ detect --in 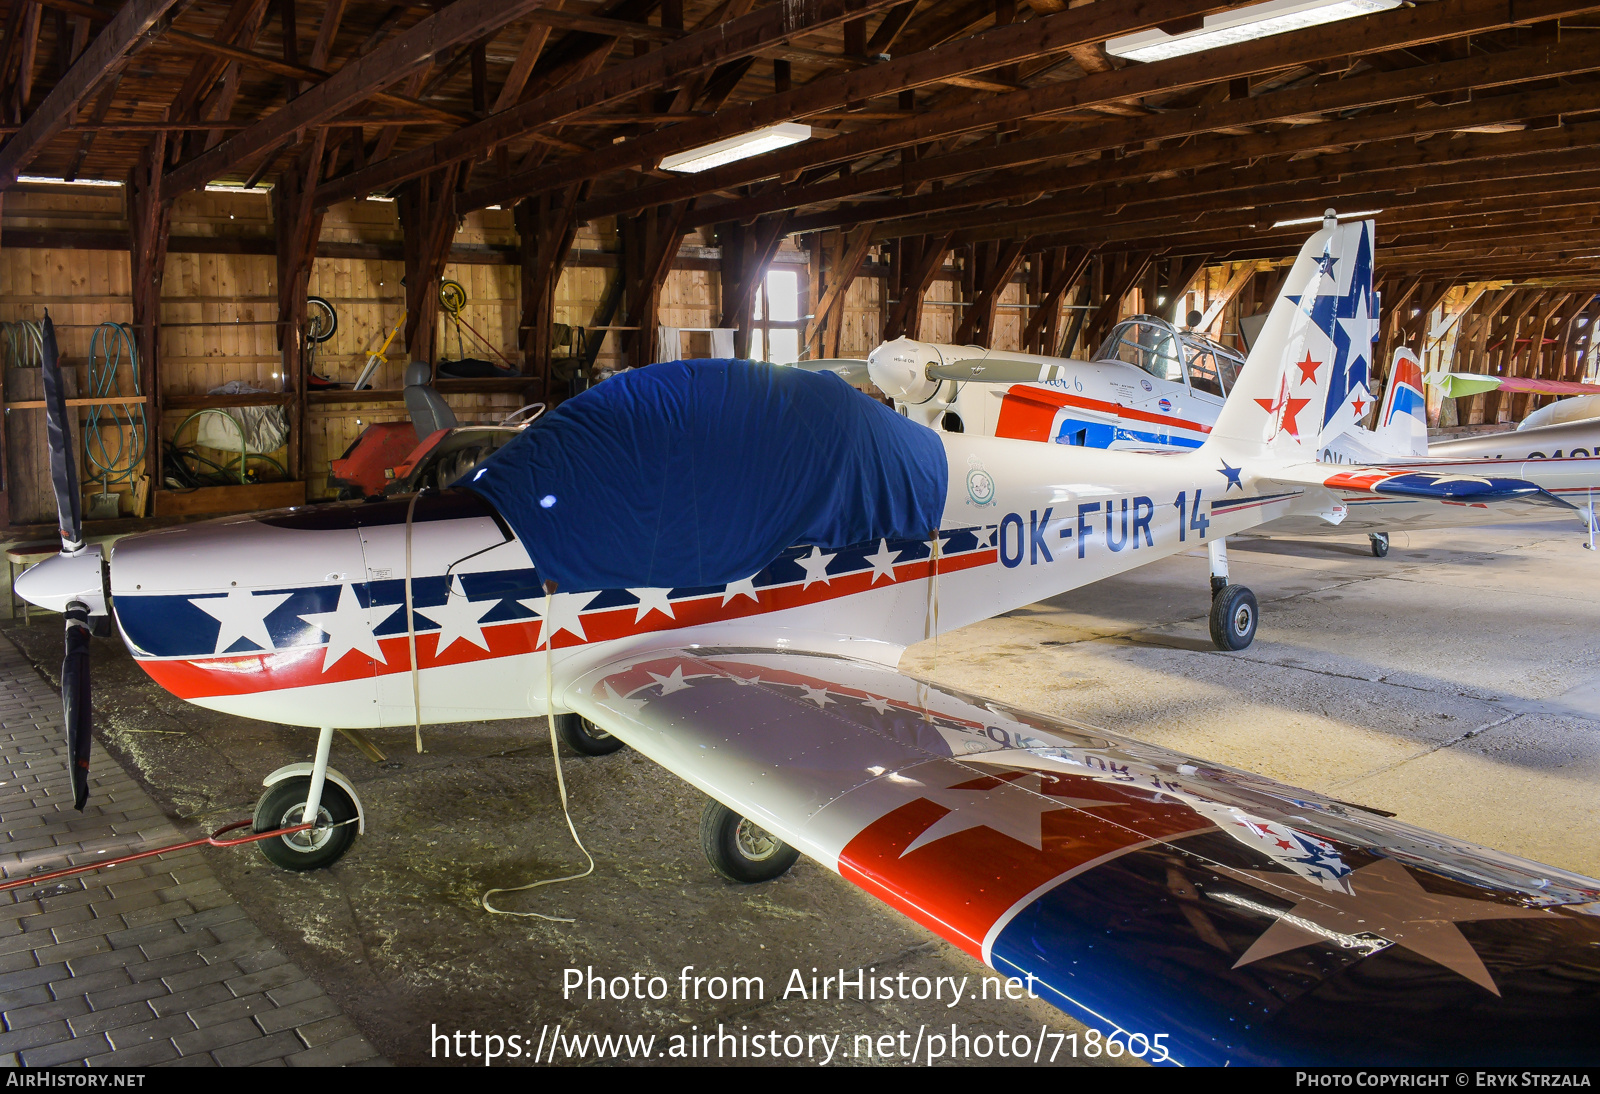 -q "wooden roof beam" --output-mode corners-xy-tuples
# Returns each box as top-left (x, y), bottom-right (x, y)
(456, 0), (1239, 213)
(0, 0), (185, 187)
(727, 43), (1600, 233)
(317, 0), (910, 209)
(164, 0), (559, 197)
(575, 0), (1600, 223)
